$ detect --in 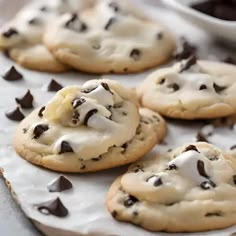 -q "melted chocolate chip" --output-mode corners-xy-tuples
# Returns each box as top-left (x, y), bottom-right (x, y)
(180, 55), (197, 72)
(205, 211), (223, 217)
(130, 49), (141, 61)
(59, 141), (74, 154)
(47, 79), (63, 92)
(200, 180), (216, 190)
(38, 197), (68, 217)
(2, 28), (18, 38)
(111, 210), (118, 218)
(38, 106), (45, 118)
(159, 78), (165, 84)
(196, 132), (209, 142)
(72, 98), (86, 109)
(15, 90), (34, 109)
(197, 160), (209, 178)
(147, 175), (163, 187)
(167, 83), (180, 92)
(166, 164), (177, 170)
(82, 87), (97, 93)
(213, 83), (227, 93)
(47, 176), (73, 192)
(101, 82), (113, 94)
(5, 107), (25, 121)
(184, 145), (199, 153)
(108, 2), (120, 12)
(104, 17), (116, 30)
(2, 66), (23, 81)
(233, 175), (236, 185)
(124, 195), (138, 208)
(33, 124), (49, 139)
(84, 109), (98, 126)
(199, 84), (207, 90)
